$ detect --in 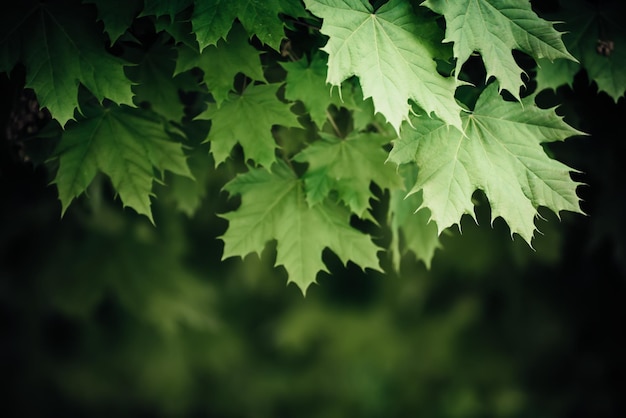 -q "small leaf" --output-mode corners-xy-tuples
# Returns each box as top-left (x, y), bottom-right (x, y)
(294, 132), (402, 217)
(197, 83), (301, 167)
(280, 53), (347, 128)
(175, 23), (266, 106)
